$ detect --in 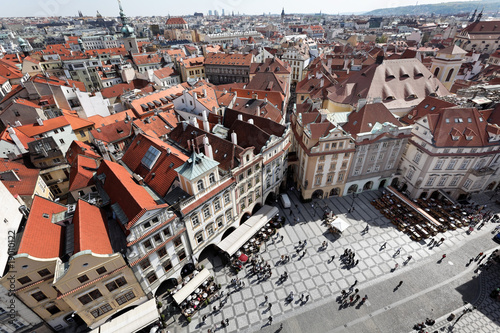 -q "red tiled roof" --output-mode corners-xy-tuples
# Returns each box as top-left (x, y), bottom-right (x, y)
(181, 56), (205, 68)
(132, 53), (163, 66)
(97, 160), (157, 223)
(90, 119), (133, 144)
(132, 115), (172, 138)
(68, 155), (98, 192)
(205, 53), (253, 67)
(463, 20), (500, 34)
(100, 80), (151, 99)
(89, 110), (136, 128)
(121, 133), (188, 197)
(17, 196), (66, 258)
(73, 200), (113, 254)
(31, 74), (86, 92)
(62, 113), (94, 131)
(0, 158), (40, 197)
(400, 96), (457, 125)
(153, 67), (178, 79)
(0, 126), (35, 150)
(65, 140), (101, 165)
(15, 116), (70, 137)
(342, 103), (403, 139)
(166, 17), (187, 25)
